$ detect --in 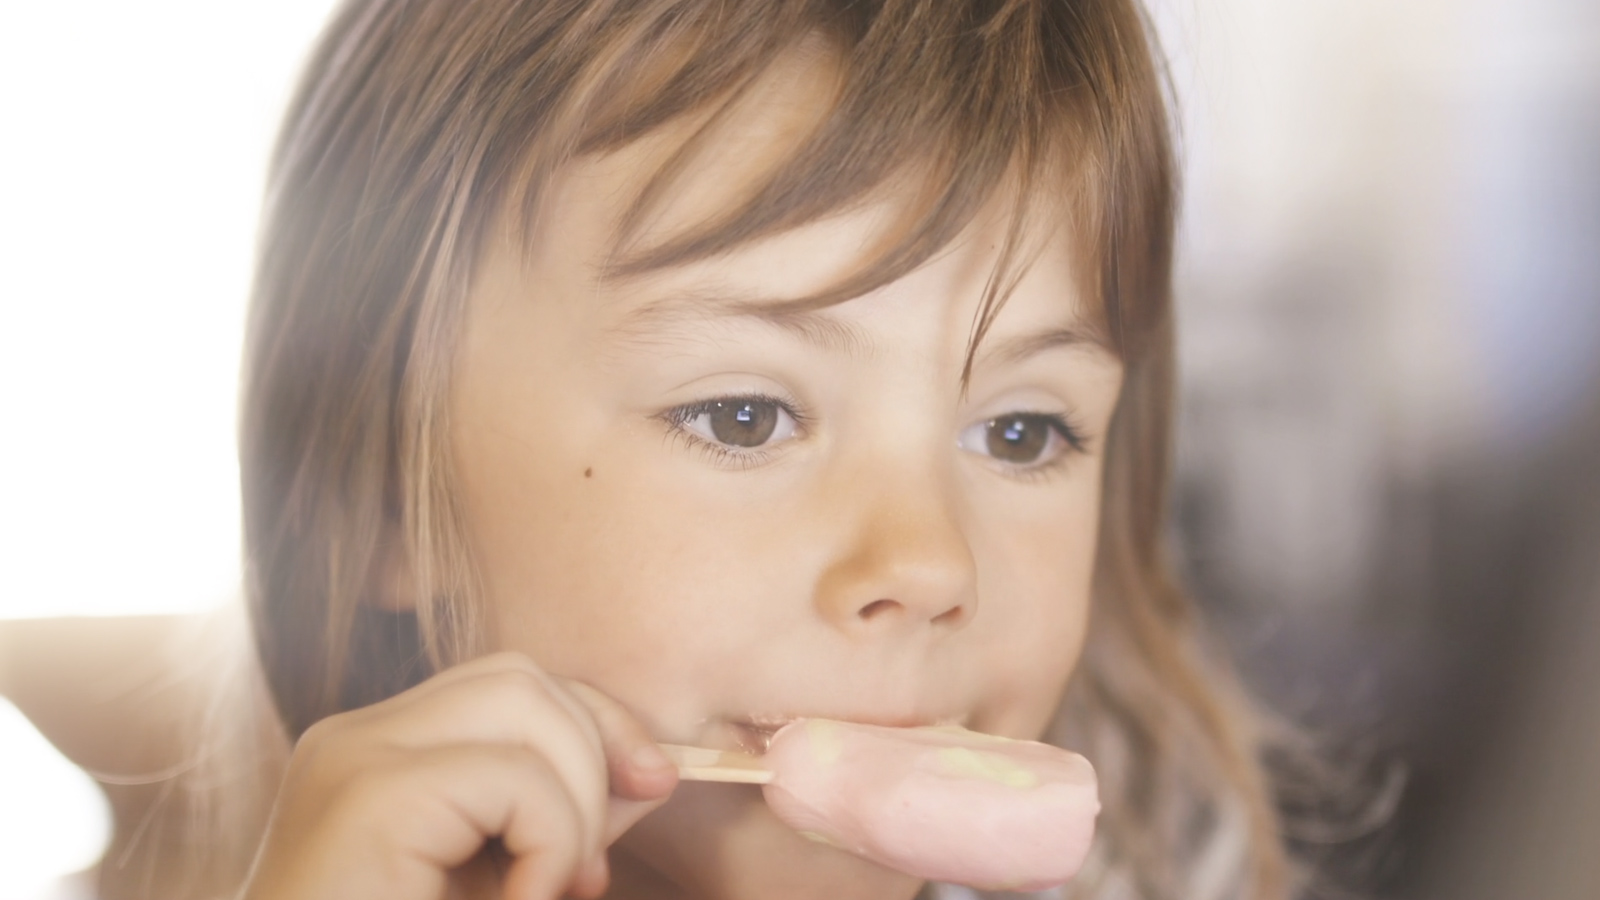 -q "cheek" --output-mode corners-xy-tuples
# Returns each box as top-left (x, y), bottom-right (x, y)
(967, 471), (1102, 735)
(454, 421), (802, 710)
(452, 356), (1105, 741)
